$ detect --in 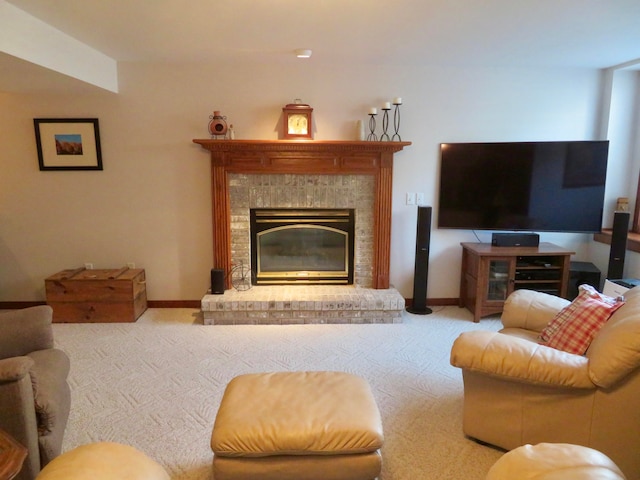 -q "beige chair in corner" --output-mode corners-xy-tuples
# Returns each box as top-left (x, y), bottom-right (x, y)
(450, 287), (640, 480)
(0, 306), (71, 480)
(35, 442), (170, 480)
(486, 443), (627, 480)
